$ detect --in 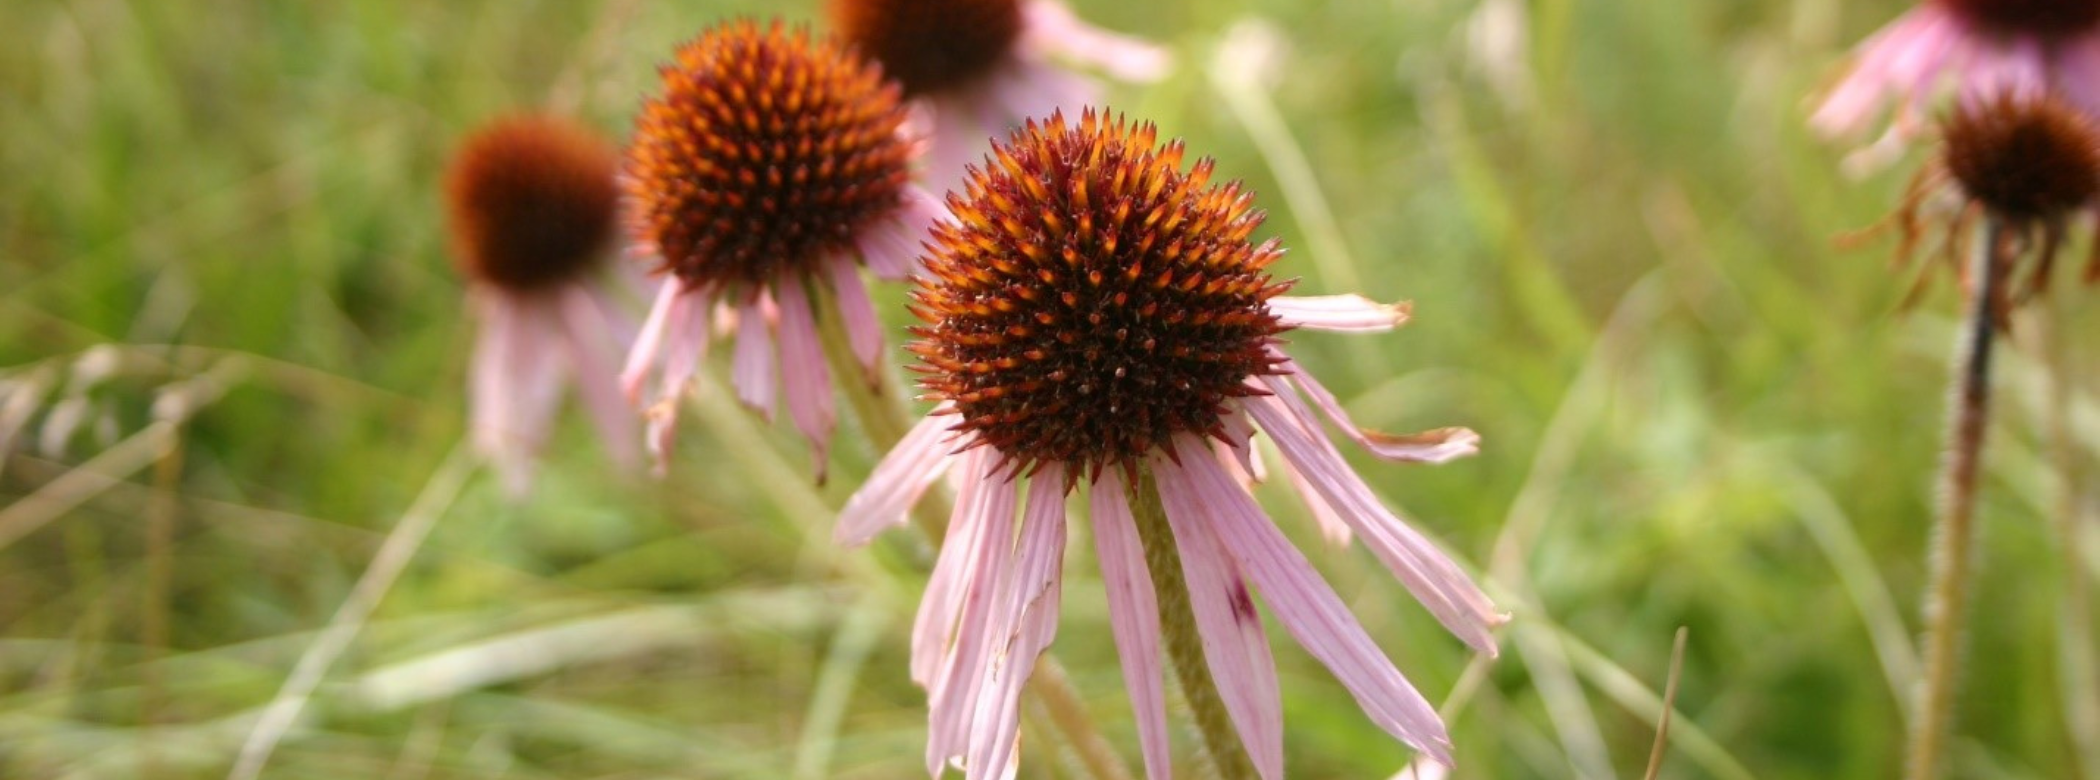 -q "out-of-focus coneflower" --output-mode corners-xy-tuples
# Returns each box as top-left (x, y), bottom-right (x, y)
(620, 21), (944, 476)
(1893, 90), (2100, 780)
(443, 114), (639, 494)
(1813, 0), (2100, 170)
(836, 110), (1501, 779)
(1877, 91), (2100, 313)
(827, 0), (1169, 185)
